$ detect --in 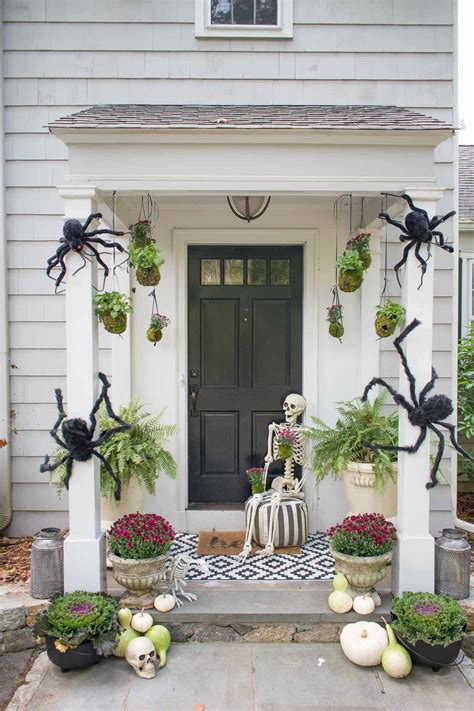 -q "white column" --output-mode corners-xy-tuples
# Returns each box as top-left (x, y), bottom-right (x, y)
(359, 227), (381, 396)
(59, 187), (106, 593)
(111, 233), (131, 409)
(392, 188), (444, 595)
